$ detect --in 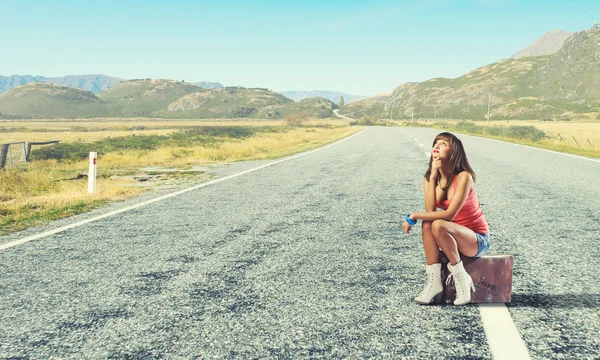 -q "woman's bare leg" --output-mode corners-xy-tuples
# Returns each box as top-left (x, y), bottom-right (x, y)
(421, 221), (440, 265)
(415, 221), (444, 304)
(431, 219), (478, 265)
